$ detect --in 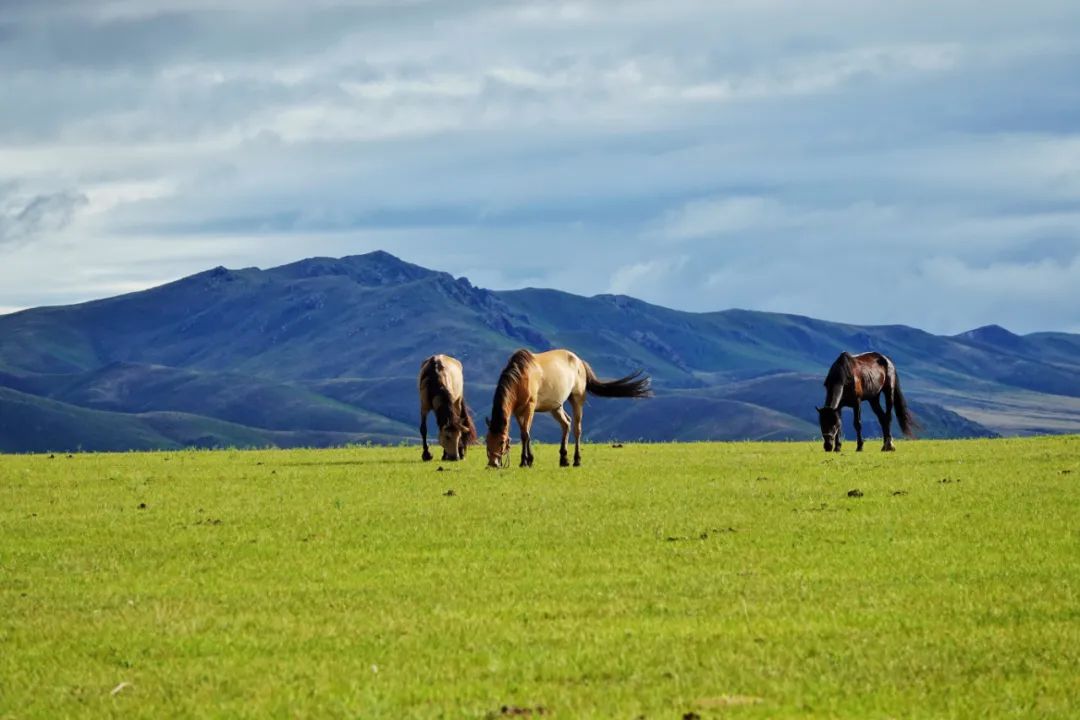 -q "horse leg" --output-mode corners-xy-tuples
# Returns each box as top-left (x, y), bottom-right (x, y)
(571, 397), (584, 467)
(526, 411), (536, 467)
(419, 410), (433, 462)
(440, 412), (449, 461)
(882, 390), (897, 451)
(440, 421), (449, 461)
(552, 408), (571, 467)
(517, 406), (536, 468)
(870, 396), (893, 451)
(458, 401), (472, 459)
(833, 407), (842, 452)
(853, 402), (864, 452)
(518, 416), (529, 468)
